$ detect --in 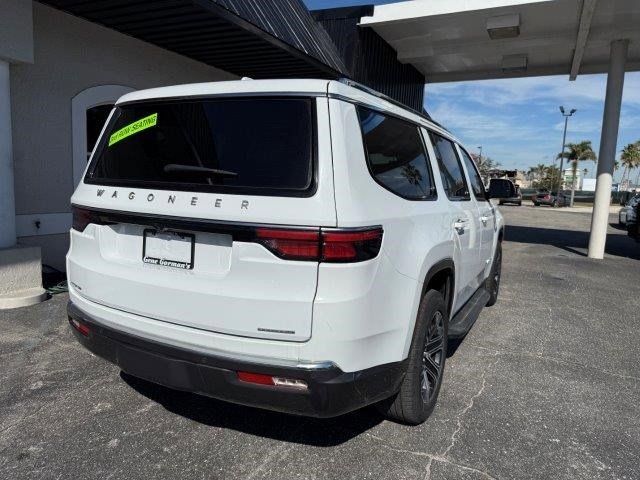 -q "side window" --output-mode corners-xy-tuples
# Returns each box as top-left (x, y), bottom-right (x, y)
(357, 106), (435, 200)
(429, 132), (470, 201)
(458, 147), (487, 201)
